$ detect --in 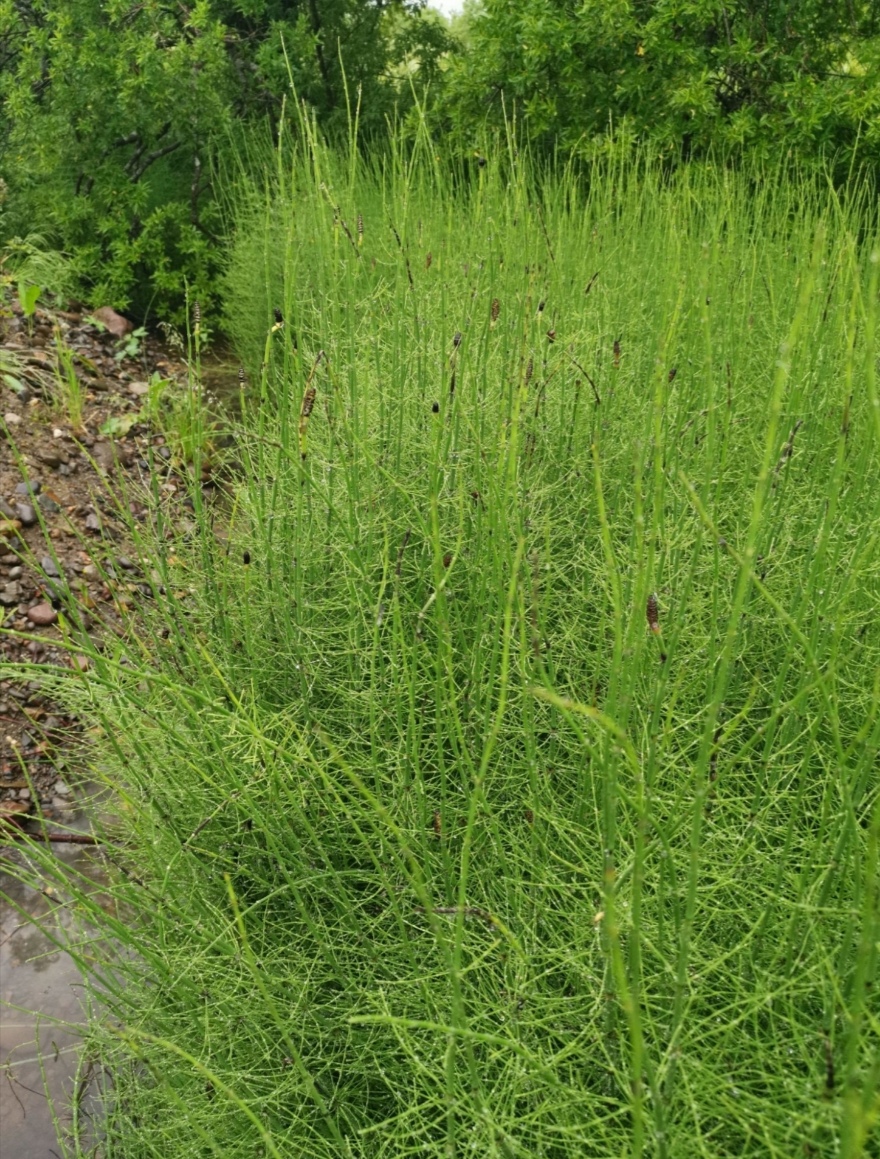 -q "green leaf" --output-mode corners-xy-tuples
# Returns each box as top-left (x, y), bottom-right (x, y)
(18, 282), (40, 316)
(100, 414), (137, 437)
